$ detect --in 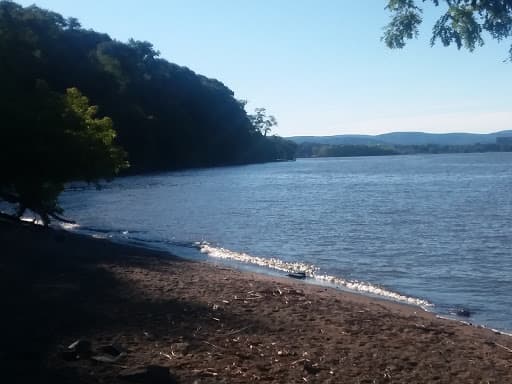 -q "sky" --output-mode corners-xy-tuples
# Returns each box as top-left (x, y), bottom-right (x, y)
(16, 0), (512, 137)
